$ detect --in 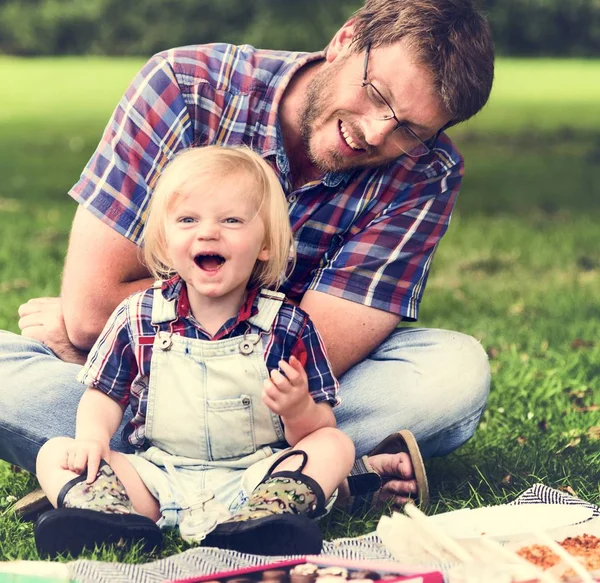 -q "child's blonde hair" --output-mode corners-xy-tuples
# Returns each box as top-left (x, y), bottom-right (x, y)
(142, 146), (295, 289)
